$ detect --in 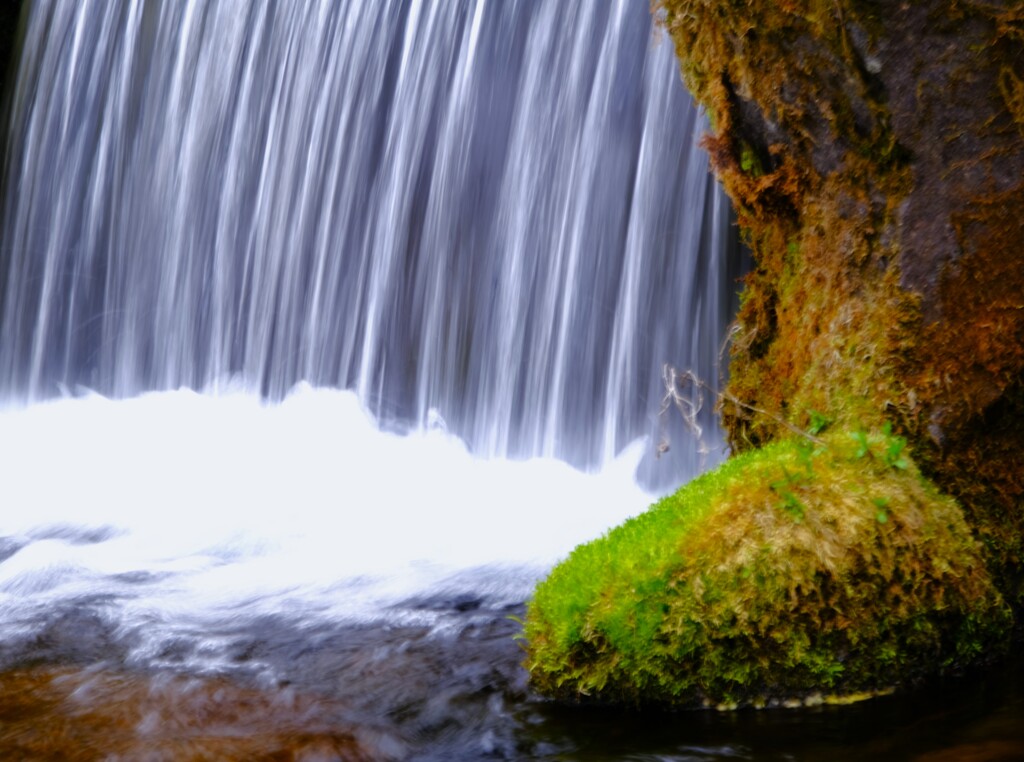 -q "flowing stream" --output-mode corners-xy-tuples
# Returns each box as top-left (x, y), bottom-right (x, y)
(1, 1), (1021, 760)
